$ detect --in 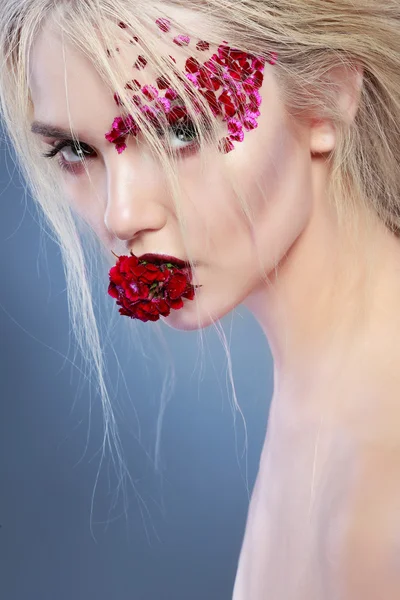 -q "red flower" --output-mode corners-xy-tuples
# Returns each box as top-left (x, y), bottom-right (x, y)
(185, 57), (201, 73)
(196, 40), (210, 51)
(155, 97), (171, 114)
(105, 115), (139, 154)
(173, 35), (190, 47)
(156, 76), (170, 90)
(167, 105), (188, 125)
(108, 252), (200, 322)
(141, 84), (159, 100)
(227, 118), (244, 142)
(218, 137), (235, 153)
(164, 87), (178, 100)
(165, 272), (188, 299)
(134, 55), (147, 69)
(106, 41), (277, 156)
(125, 79), (141, 91)
(156, 18), (171, 33)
